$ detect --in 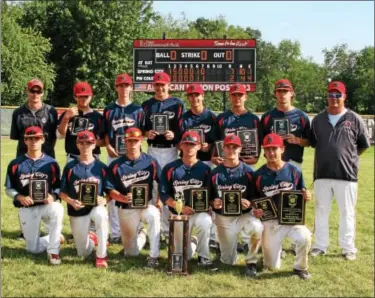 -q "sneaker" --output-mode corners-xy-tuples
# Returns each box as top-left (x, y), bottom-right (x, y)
(209, 239), (218, 250)
(198, 256), (213, 267)
(293, 268), (312, 280)
(310, 248), (326, 257)
(343, 252), (356, 261)
(146, 257), (159, 269)
(48, 253), (61, 265)
(245, 263), (258, 278)
(96, 257), (108, 268)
